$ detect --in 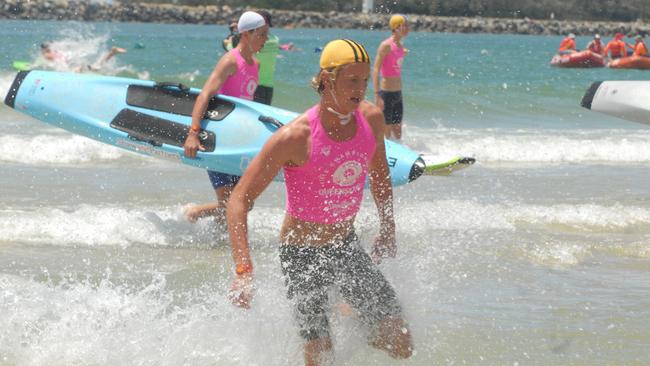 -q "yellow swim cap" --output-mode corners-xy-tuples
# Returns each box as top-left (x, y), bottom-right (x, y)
(389, 14), (407, 30)
(319, 39), (370, 69)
